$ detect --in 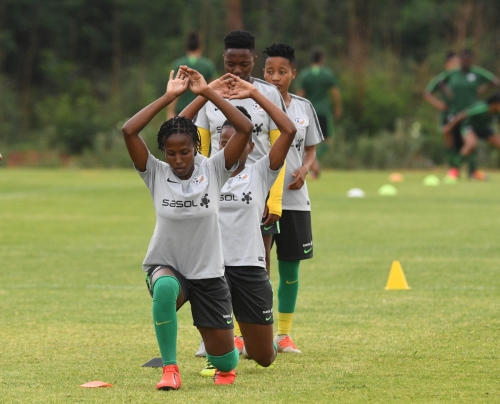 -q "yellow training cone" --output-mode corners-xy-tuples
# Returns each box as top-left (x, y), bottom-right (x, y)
(385, 261), (411, 290)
